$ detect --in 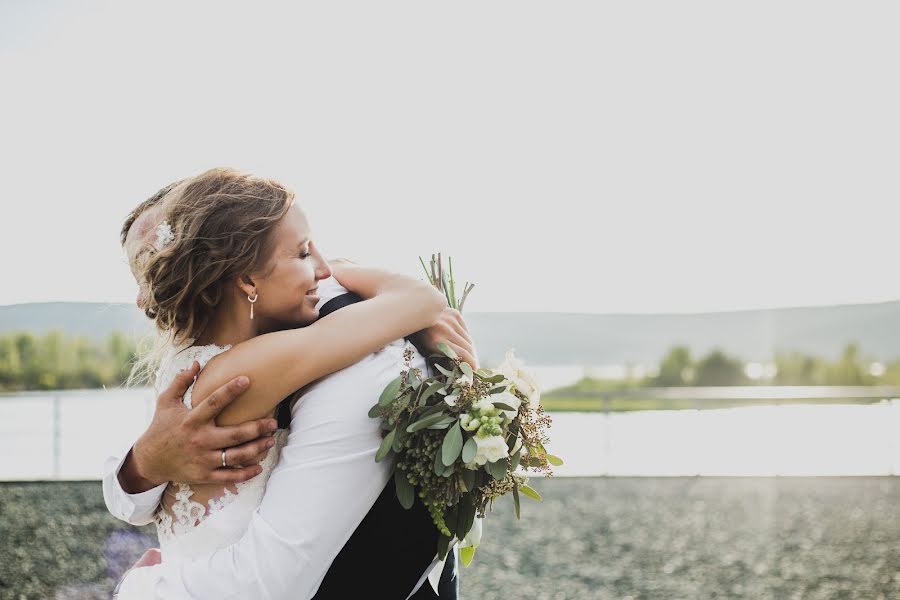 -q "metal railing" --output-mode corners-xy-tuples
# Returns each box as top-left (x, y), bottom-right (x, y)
(2, 386), (899, 479)
(0, 388), (155, 480)
(555, 385), (900, 410)
(550, 385), (900, 476)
